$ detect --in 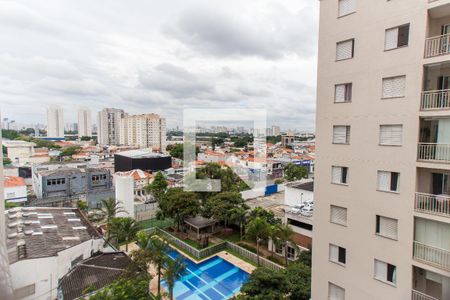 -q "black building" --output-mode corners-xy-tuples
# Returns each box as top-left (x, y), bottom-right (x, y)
(114, 150), (171, 172)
